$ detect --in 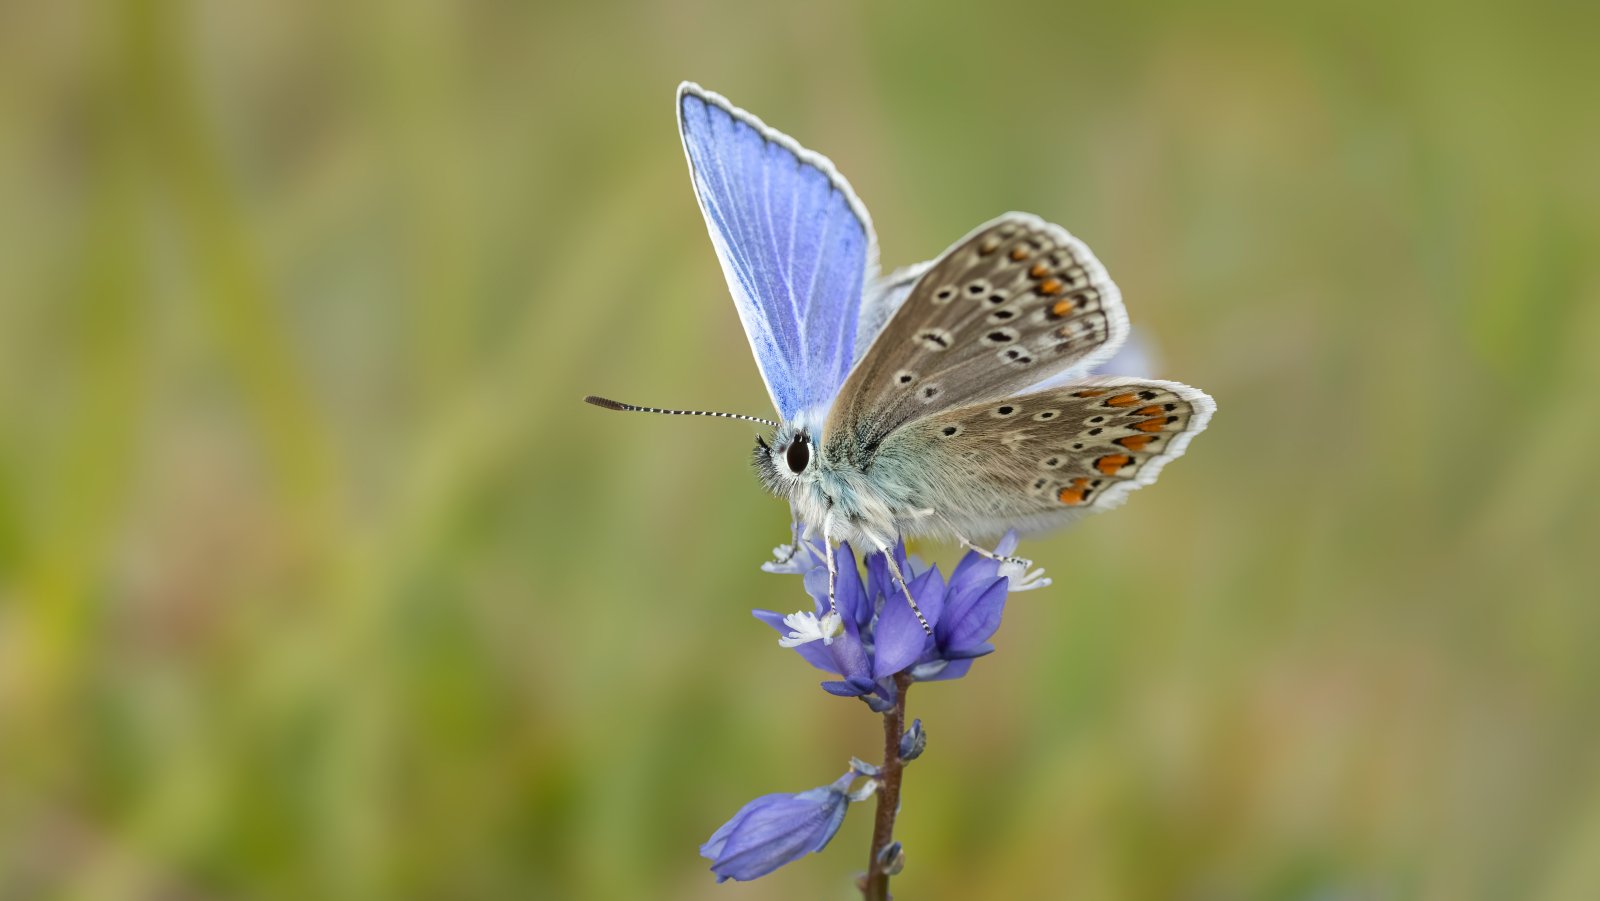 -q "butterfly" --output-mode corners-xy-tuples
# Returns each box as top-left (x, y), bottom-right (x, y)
(587, 83), (1214, 631)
